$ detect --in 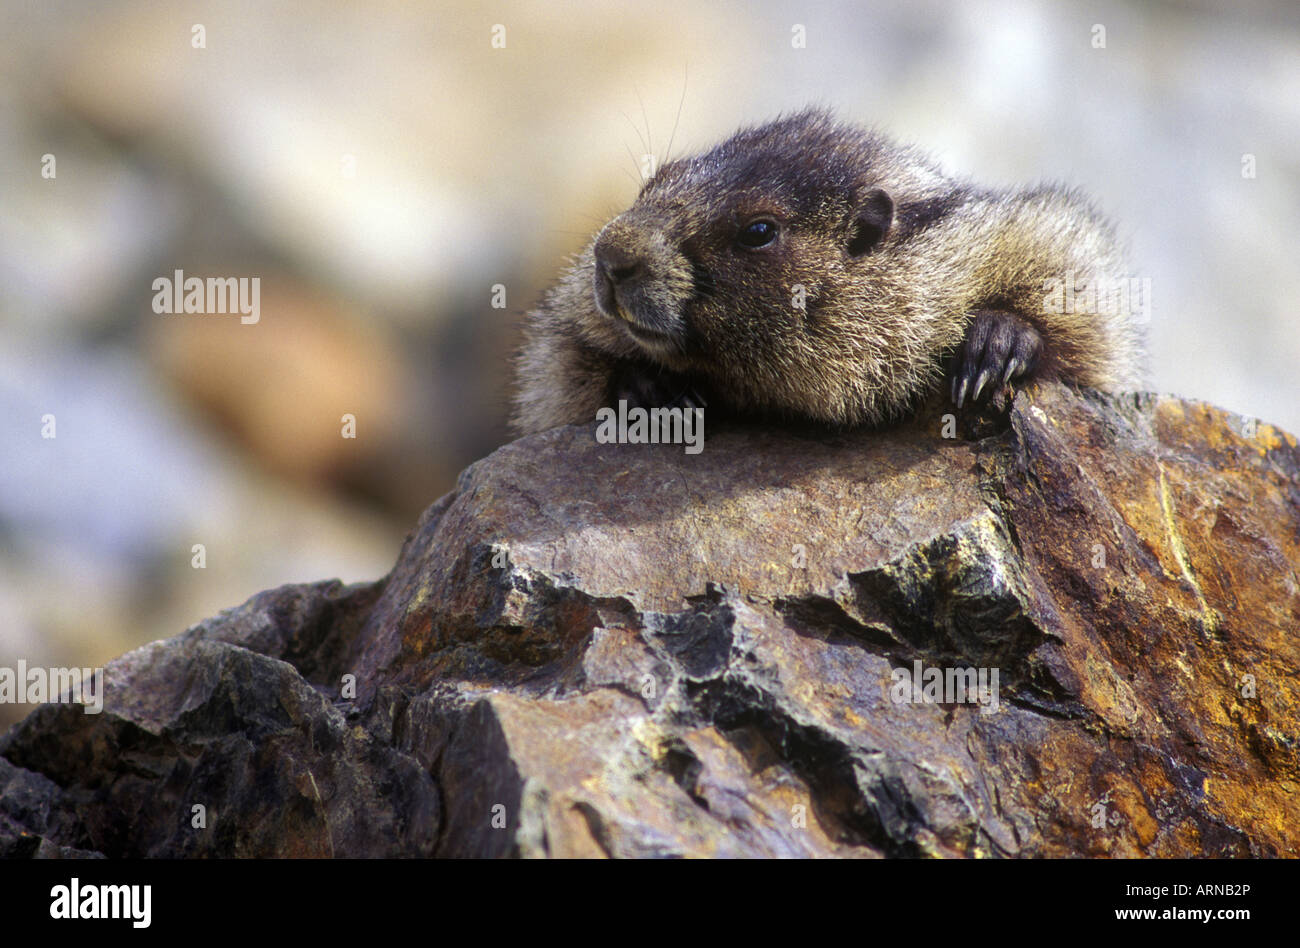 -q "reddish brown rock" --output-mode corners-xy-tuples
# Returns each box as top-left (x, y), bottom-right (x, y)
(2, 383), (1297, 857)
